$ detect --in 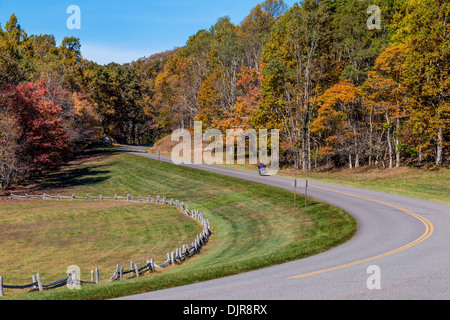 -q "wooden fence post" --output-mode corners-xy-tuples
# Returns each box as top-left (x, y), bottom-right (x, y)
(305, 179), (308, 208)
(95, 267), (99, 284)
(36, 273), (43, 291)
(130, 261), (134, 277)
(291, 179), (297, 208)
(71, 269), (78, 289)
